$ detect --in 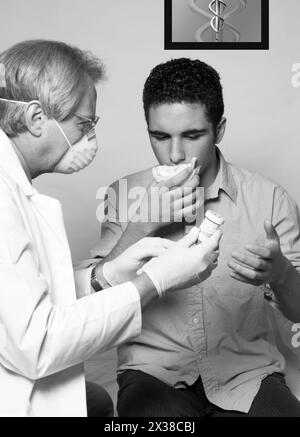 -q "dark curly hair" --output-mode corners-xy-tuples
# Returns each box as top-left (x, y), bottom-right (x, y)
(143, 58), (224, 131)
